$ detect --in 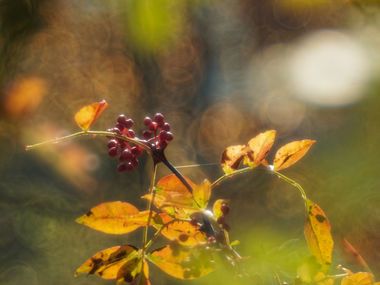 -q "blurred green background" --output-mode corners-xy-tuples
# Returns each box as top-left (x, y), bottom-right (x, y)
(1, 0), (380, 284)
